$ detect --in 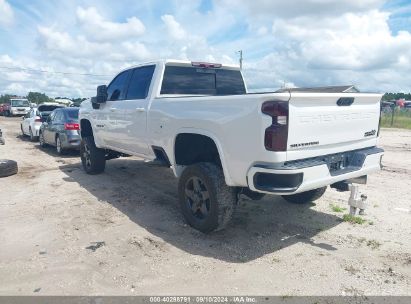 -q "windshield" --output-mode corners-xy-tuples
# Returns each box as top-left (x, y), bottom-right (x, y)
(11, 99), (30, 107)
(38, 105), (62, 113)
